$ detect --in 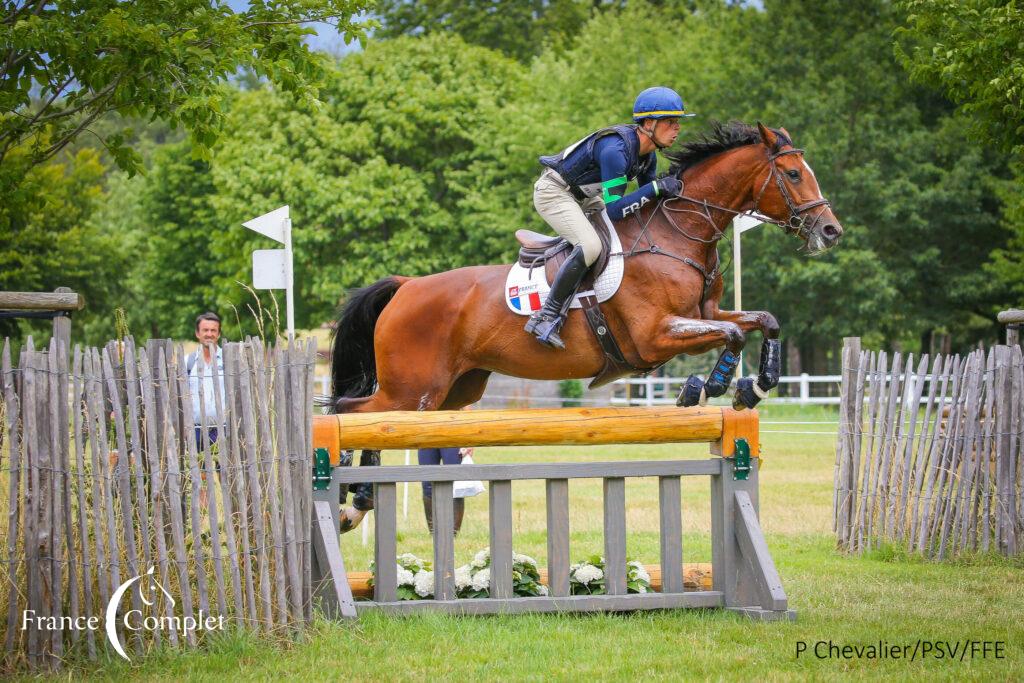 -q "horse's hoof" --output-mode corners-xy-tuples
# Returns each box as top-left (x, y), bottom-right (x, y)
(677, 375), (706, 407)
(733, 377), (767, 410)
(339, 506), (367, 534)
